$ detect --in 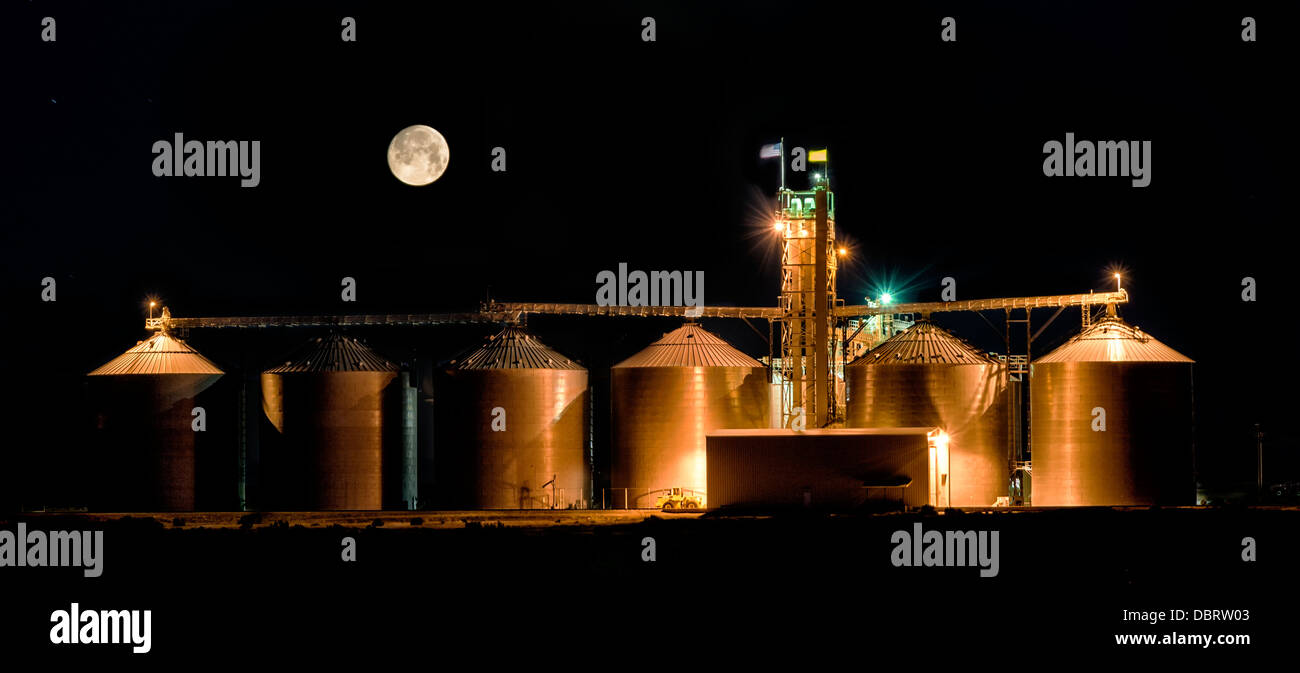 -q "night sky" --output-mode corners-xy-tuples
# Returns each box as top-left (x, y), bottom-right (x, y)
(2, 1), (1295, 504)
